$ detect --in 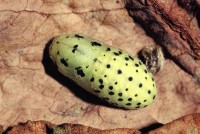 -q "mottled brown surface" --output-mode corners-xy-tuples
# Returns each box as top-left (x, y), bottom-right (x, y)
(149, 113), (200, 134)
(126, 0), (200, 77)
(5, 121), (140, 134)
(177, 0), (200, 13)
(1, 114), (200, 133)
(0, 0), (200, 133)
(0, 124), (3, 134)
